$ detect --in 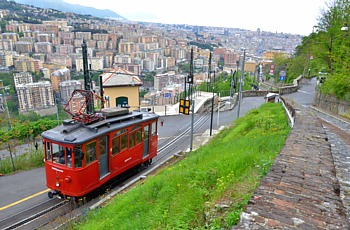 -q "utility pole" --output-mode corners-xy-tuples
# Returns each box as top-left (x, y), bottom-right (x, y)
(188, 48), (194, 151)
(0, 80), (15, 172)
(229, 70), (236, 106)
(207, 52), (212, 92)
(237, 48), (246, 118)
(55, 97), (59, 125)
